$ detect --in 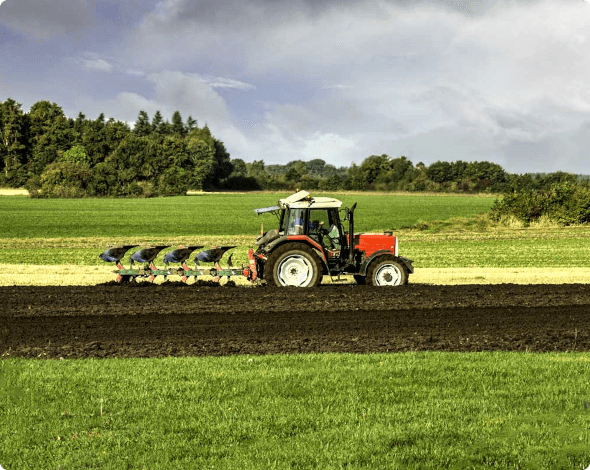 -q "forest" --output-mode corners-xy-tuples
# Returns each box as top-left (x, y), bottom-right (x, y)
(0, 98), (584, 199)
